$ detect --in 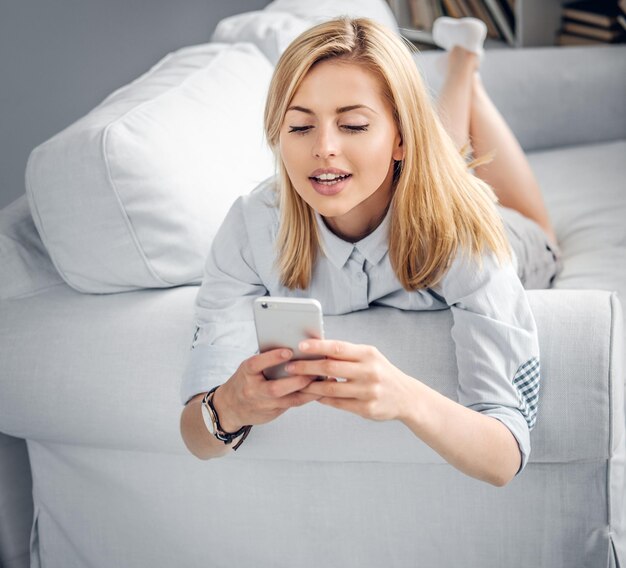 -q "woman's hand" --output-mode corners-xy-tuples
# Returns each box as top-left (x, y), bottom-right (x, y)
(214, 348), (322, 432)
(289, 339), (413, 422)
